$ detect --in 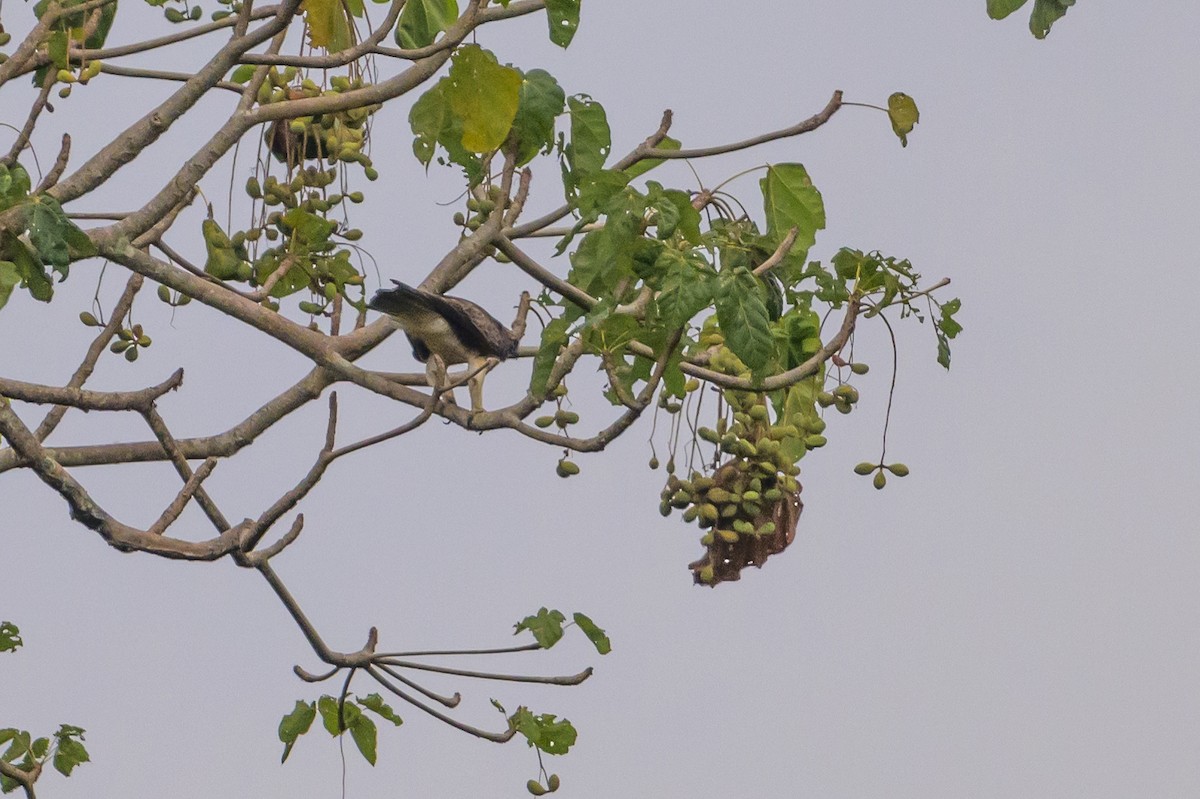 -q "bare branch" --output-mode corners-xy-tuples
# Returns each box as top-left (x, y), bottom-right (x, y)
(0, 369), (183, 412)
(640, 90), (844, 161)
(35, 273), (143, 441)
(0, 397), (244, 559)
